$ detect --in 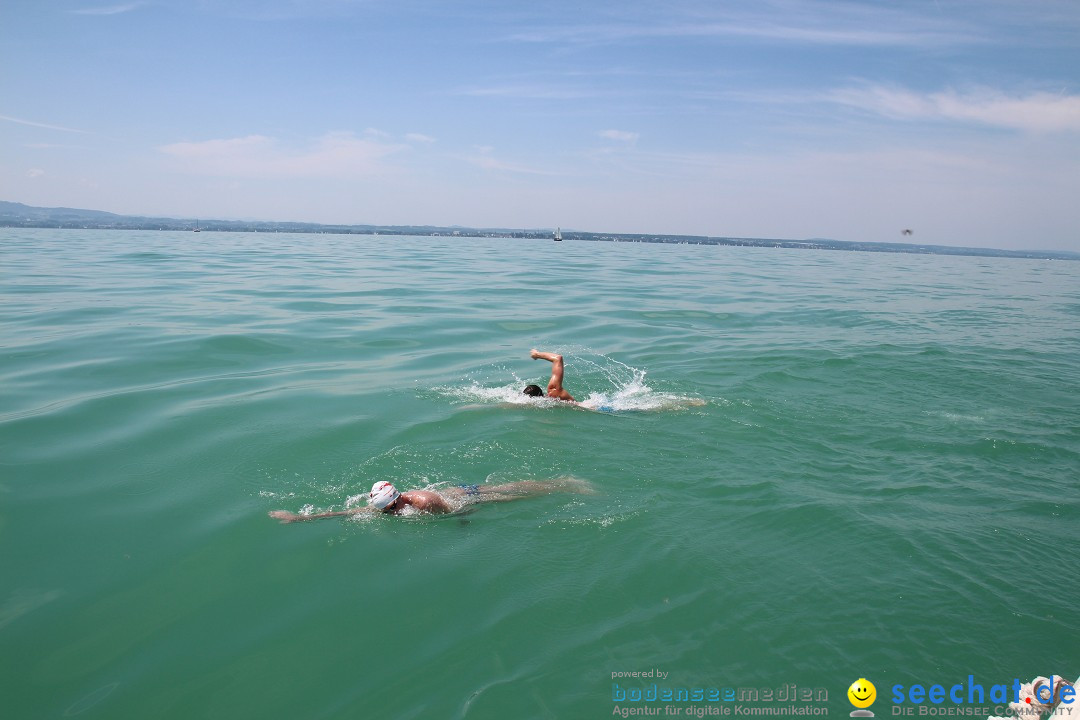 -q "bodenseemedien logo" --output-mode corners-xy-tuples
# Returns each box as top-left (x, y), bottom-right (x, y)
(848, 678), (877, 717)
